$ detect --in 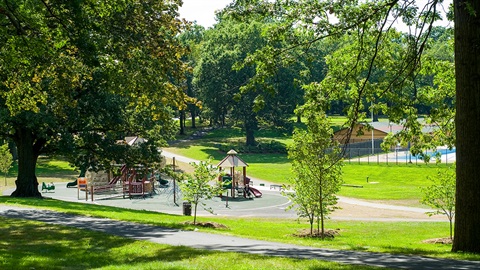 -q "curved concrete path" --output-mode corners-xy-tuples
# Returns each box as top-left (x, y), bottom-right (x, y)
(0, 206), (478, 270)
